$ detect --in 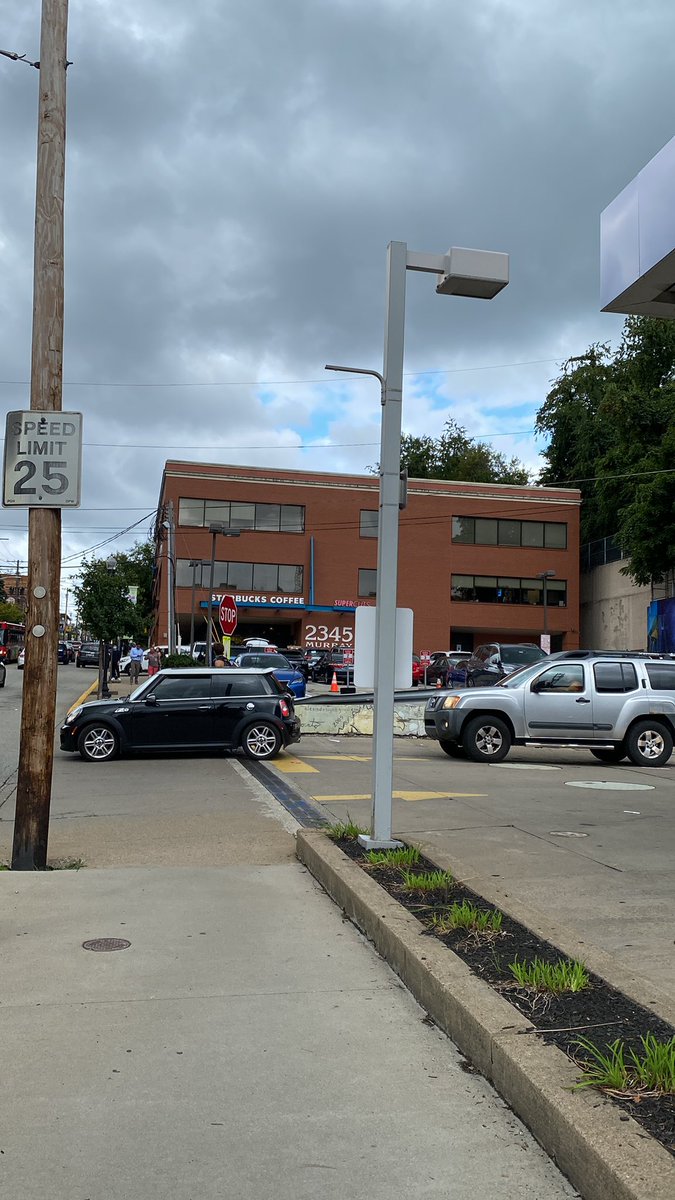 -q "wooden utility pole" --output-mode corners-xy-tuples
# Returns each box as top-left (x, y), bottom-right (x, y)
(12, 0), (69, 870)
